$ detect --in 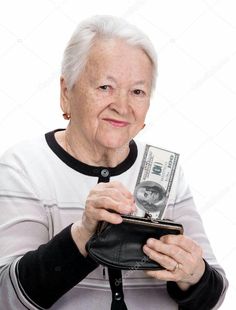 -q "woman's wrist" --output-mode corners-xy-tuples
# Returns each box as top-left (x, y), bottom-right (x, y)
(176, 281), (191, 291)
(71, 222), (93, 257)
